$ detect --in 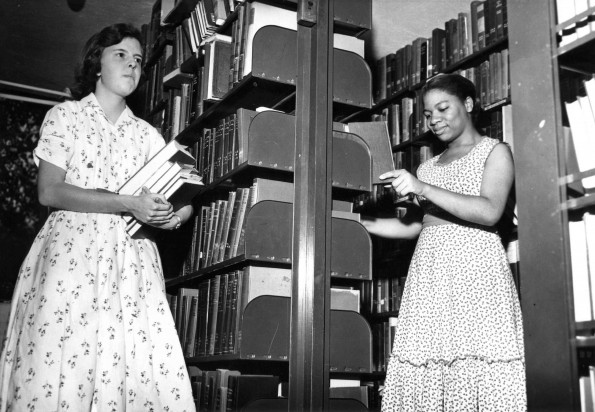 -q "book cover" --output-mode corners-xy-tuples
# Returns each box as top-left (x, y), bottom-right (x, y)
(184, 295), (199, 357)
(207, 275), (221, 355)
(229, 187), (250, 258)
(217, 190), (237, 264)
(214, 272), (229, 355)
(347, 121), (395, 184)
(211, 199), (229, 264)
